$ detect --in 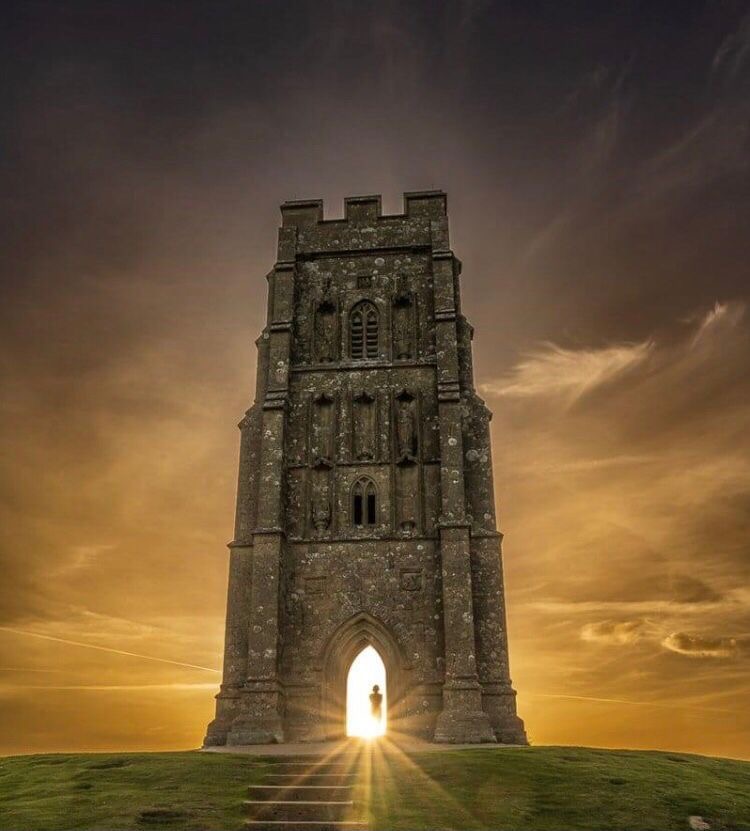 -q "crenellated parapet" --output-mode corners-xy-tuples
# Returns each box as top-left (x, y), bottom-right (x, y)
(280, 191), (446, 226)
(277, 191), (450, 257)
